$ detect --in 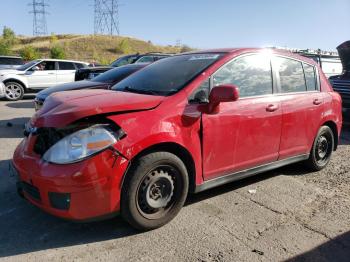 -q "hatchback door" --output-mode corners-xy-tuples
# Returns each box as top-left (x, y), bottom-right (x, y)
(273, 56), (325, 159)
(56, 61), (76, 84)
(26, 61), (57, 89)
(202, 54), (282, 180)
